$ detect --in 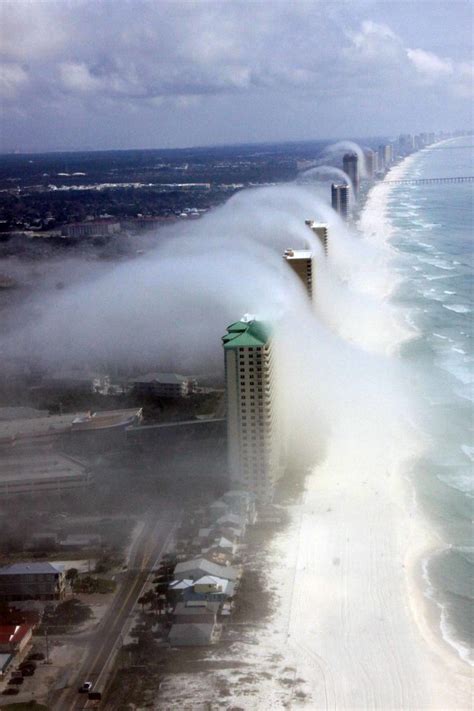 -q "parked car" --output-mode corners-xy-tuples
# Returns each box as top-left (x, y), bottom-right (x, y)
(2, 688), (19, 696)
(8, 677), (24, 685)
(27, 652), (45, 661)
(89, 691), (102, 700)
(78, 681), (93, 693)
(20, 660), (36, 670)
